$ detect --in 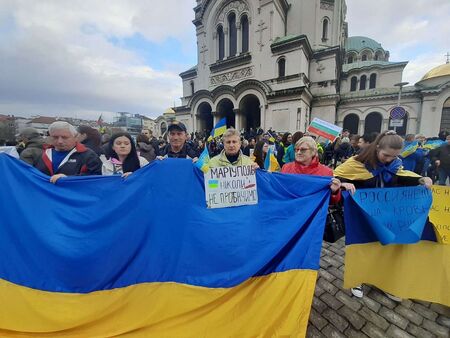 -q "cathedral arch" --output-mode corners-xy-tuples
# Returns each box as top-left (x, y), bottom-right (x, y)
(277, 57), (286, 78)
(364, 112), (383, 134)
(359, 75), (367, 90)
(322, 17), (330, 42)
(343, 113), (360, 134)
(228, 12), (237, 57)
(240, 14), (249, 53)
(350, 76), (358, 92)
(196, 101), (214, 133)
(216, 97), (236, 128)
